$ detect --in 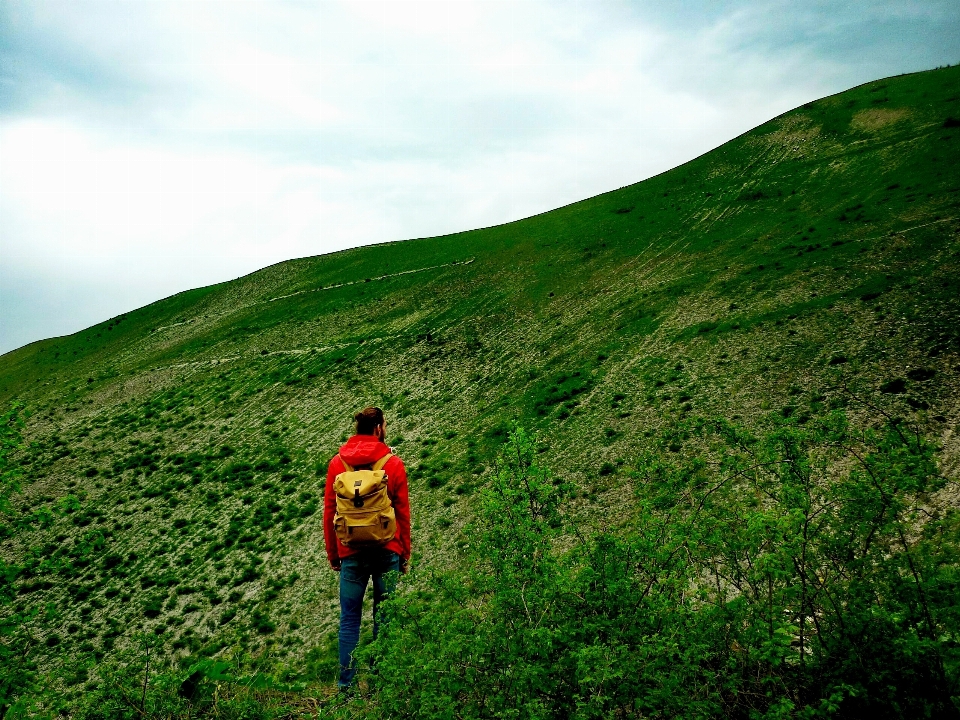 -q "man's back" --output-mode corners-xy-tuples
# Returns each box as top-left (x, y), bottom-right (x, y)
(323, 434), (411, 570)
